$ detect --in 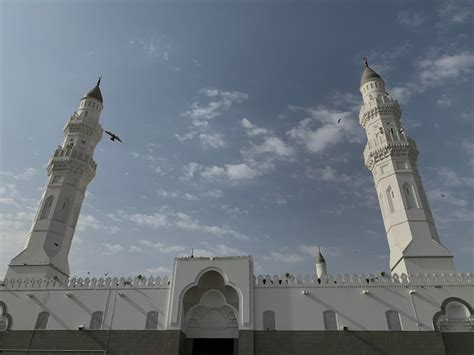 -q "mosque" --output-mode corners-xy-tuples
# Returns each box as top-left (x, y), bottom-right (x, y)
(0, 64), (472, 354)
